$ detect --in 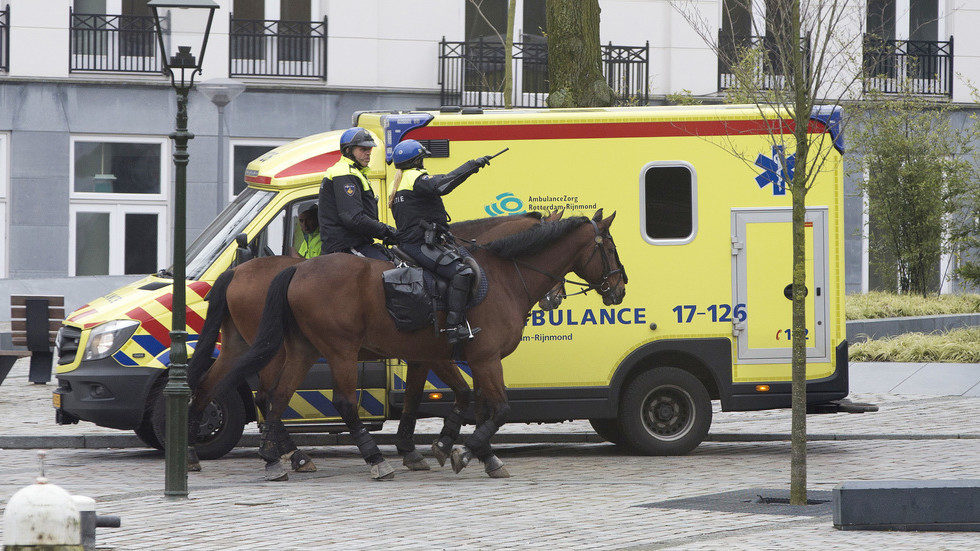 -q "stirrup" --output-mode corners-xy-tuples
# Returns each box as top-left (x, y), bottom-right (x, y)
(443, 320), (480, 344)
